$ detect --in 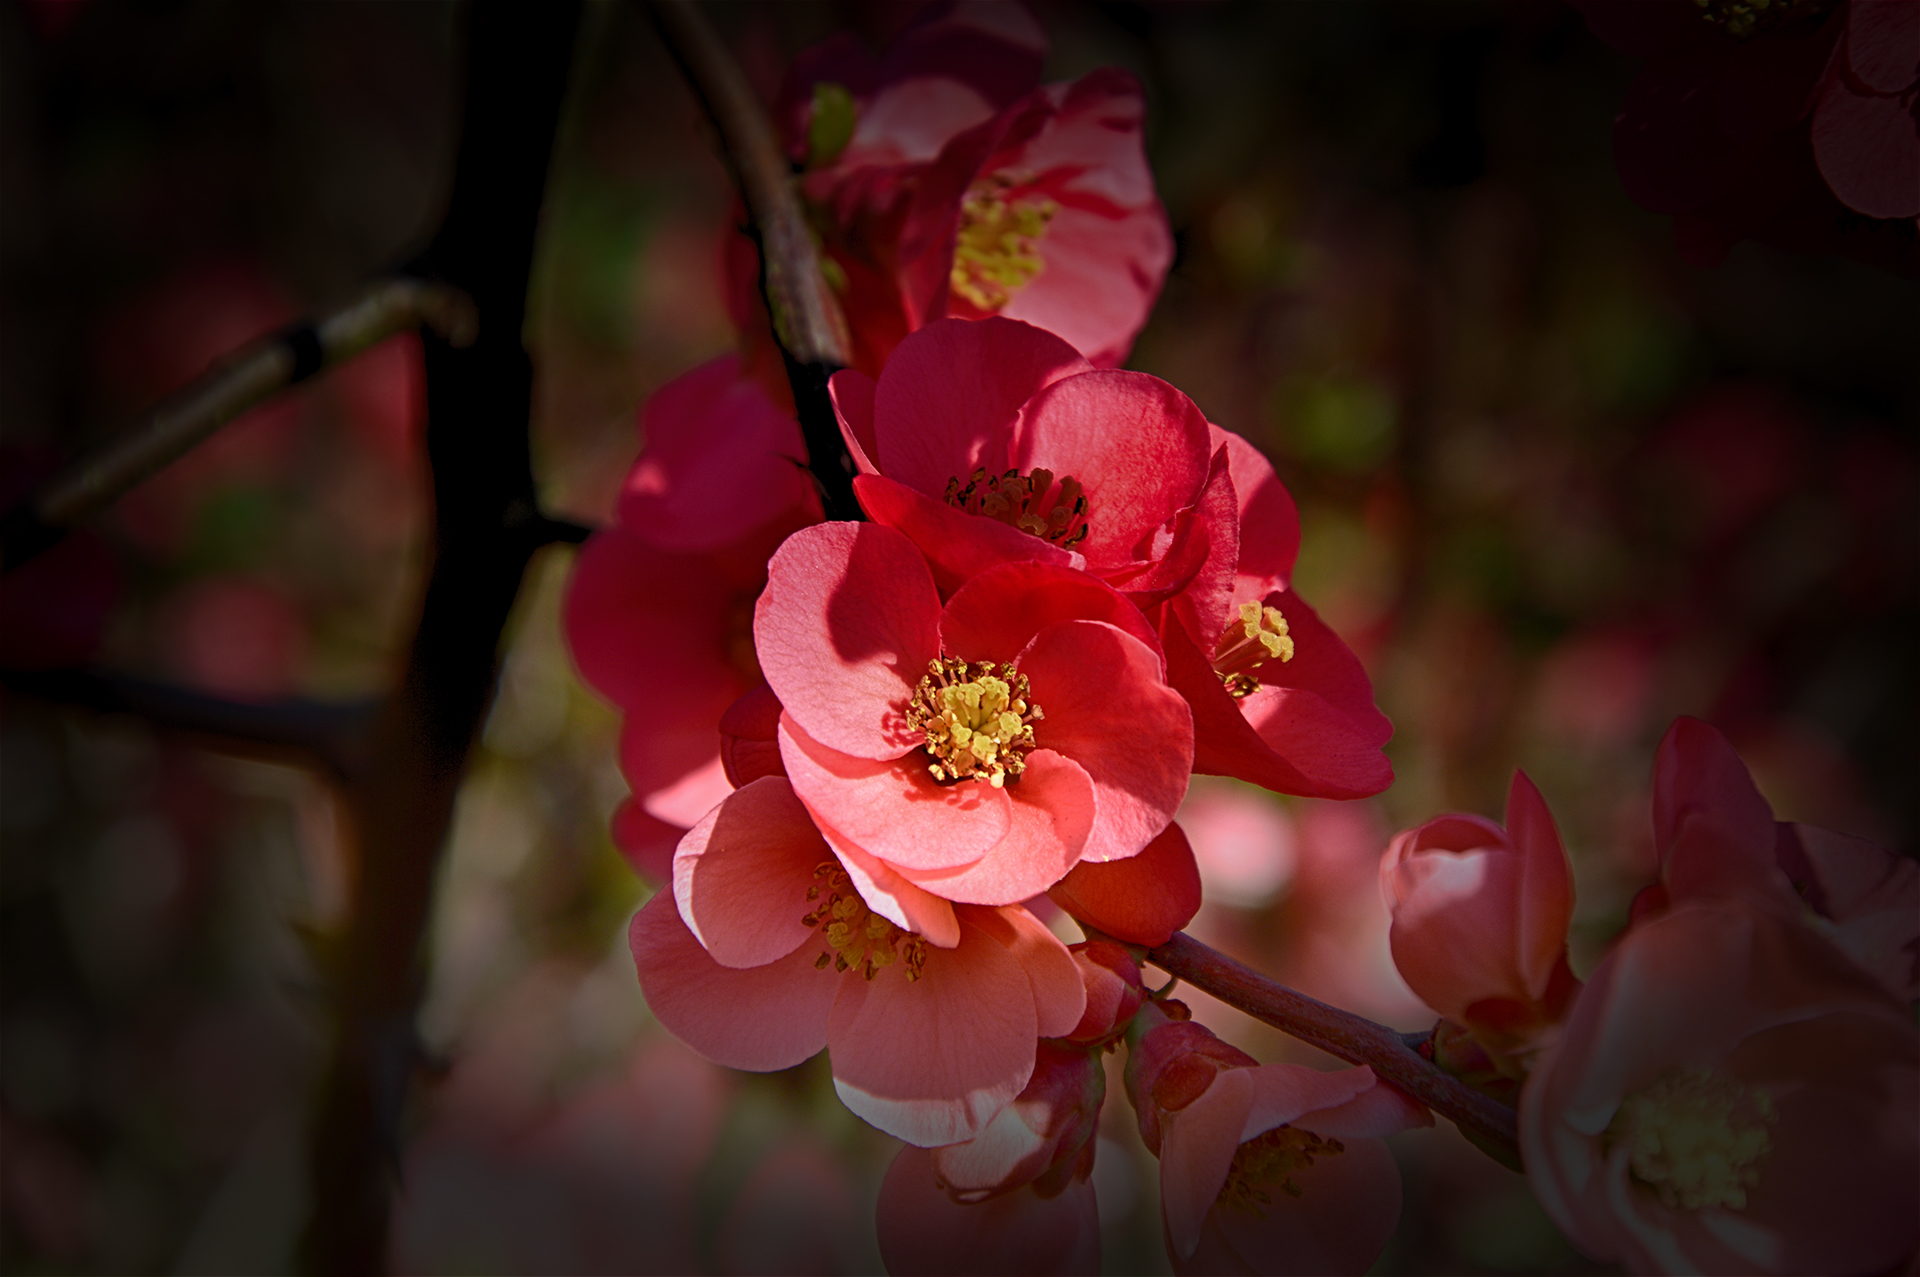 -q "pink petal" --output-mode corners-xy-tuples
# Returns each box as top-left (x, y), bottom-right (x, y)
(1238, 1064), (1382, 1144)
(876, 1), (1048, 111)
(610, 798), (679, 881)
(1781, 822), (1920, 1000)
(961, 903), (1087, 1038)
(1250, 588), (1392, 744)
(828, 368), (880, 474)
(1161, 1067), (1256, 1259)
(1848, 0), (1920, 94)
(618, 705), (734, 829)
(1292, 1078), (1433, 1141)
(1018, 620), (1192, 863)
(1812, 74), (1920, 219)
(780, 715), (1011, 871)
(1388, 849), (1532, 1020)
(895, 748), (1094, 905)
(871, 317), (1090, 499)
(755, 522), (941, 760)
(718, 681), (785, 788)
(1653, 717), (1791, 904)
(852, 472), (1084, 597)
(1048, 820), (1202, 947)
(940, 559), (1161, 667)
(639, 753), (730, 828)
(814, 824), (962, 949)
(630, 890), (837, 1072)
(827, 913), (1040, 1146)
(1009, 370), (1212, 570)
(671, 777), (825, 969)
(614, 355), (813, 551)
(877, 1148), (1100, 1277)
(1152, 446), (1238, 639)
(1506, 770), (1576, 999)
